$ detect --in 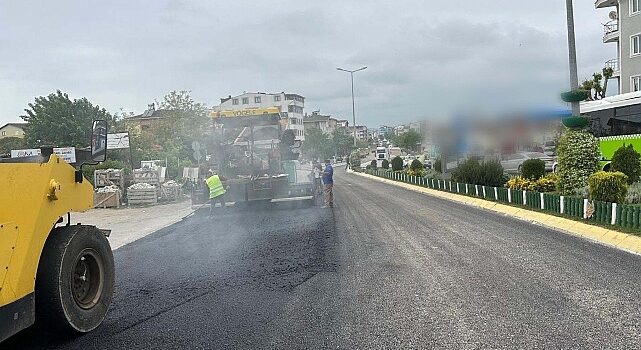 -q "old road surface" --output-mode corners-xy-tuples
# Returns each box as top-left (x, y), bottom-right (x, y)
(5, 171), (641, 349)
